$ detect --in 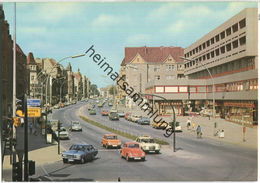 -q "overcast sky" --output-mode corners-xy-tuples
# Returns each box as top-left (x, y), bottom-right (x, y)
(3, 2), (257, 88)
